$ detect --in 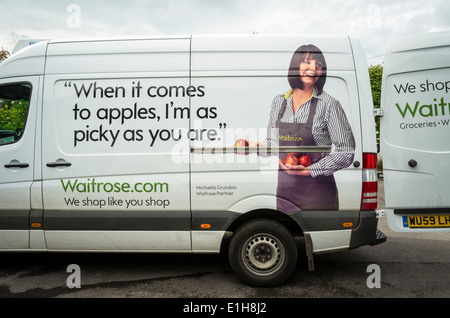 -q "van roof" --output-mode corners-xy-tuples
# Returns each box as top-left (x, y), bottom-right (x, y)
(1, 35), (358, 78)
(384, 31), (450, 75)
(11, 39), (49, 54)
(385, 31), (450, 54)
